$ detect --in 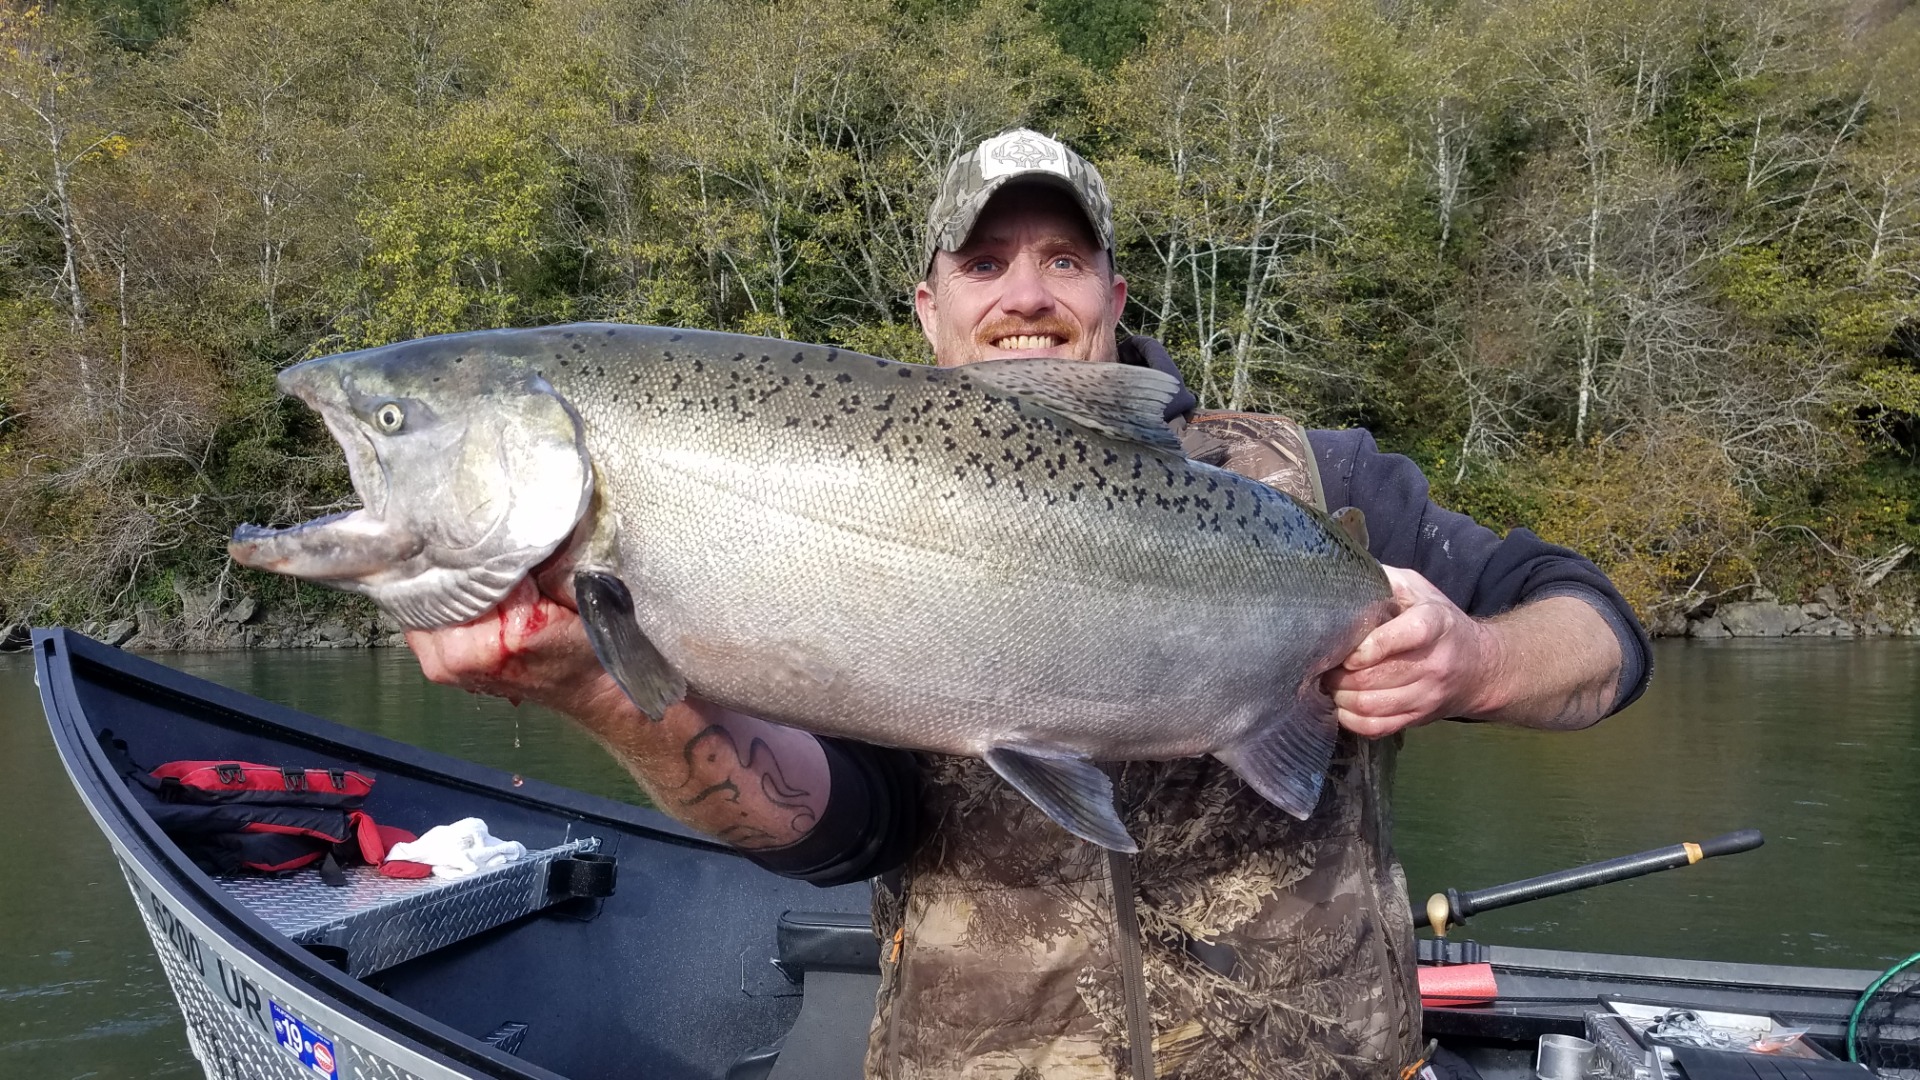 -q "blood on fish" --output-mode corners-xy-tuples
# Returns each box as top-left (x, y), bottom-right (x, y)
(481, 587), (563, 689)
